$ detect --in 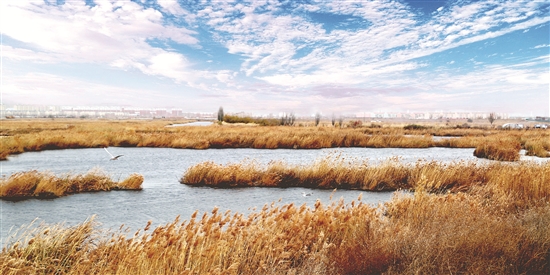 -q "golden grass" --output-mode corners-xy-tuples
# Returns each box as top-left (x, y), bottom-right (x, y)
(182, 155), (550, 203)
(1, 187), (549, 274)
(1, 119), (548, 160)
(473, 137), (522, 161)
(523, 136), (550, 158)
(0, 170), (143, 200)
